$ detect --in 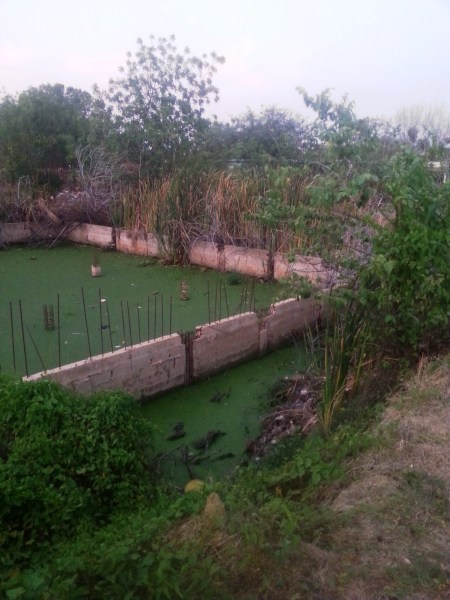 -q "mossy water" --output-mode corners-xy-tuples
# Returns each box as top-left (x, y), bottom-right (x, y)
(141, 343), (309, 487)
(0, 244), (282, 376)
(1, 244), (310, 484)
